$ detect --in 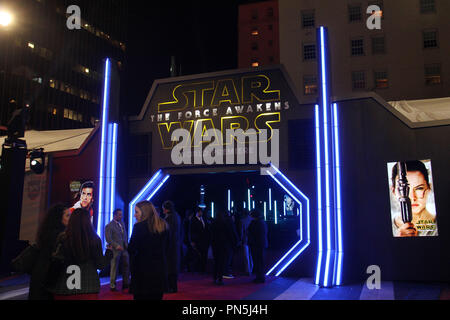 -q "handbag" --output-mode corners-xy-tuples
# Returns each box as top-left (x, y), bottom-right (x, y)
(11, 244), (40, 274)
